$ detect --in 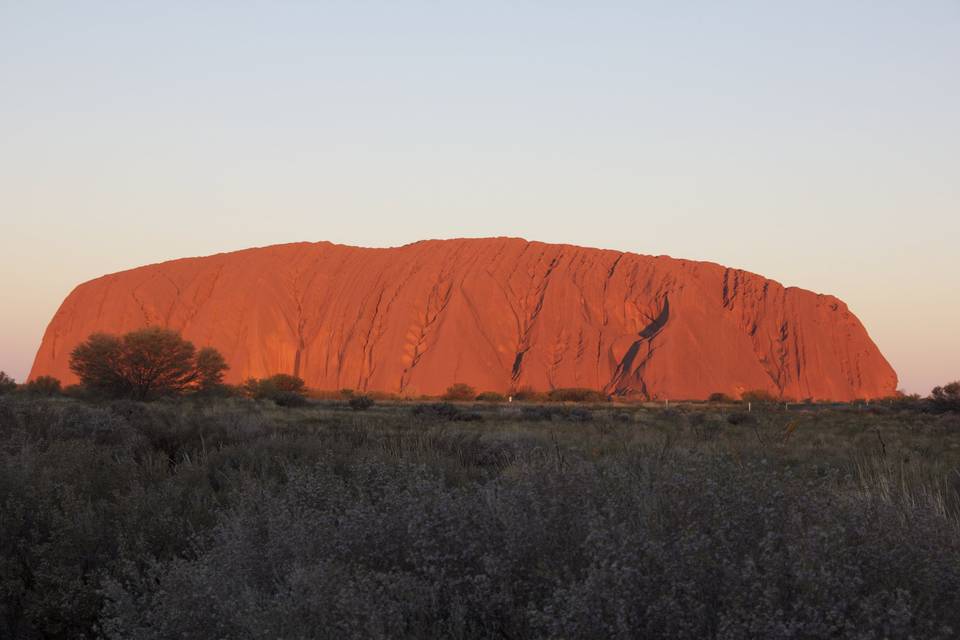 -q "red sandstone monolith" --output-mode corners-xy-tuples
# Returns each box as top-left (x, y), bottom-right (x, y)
(29, 238), (898, 400)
